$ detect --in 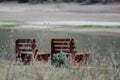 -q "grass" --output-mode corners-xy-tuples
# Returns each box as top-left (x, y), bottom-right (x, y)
(0, 64), (5, 70)
(0, 21), (120, 29)
(0, 23), (120, 80)
(0, 24), (20, 28)
(0, 62), (119, 80)
(58, 25), (120, 29)
(0, 21), (24, 28)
